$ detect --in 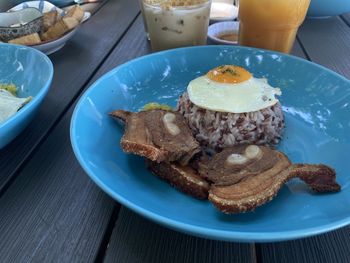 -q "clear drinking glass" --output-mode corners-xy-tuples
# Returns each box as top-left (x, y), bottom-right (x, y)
(238, 0), (310, 53)
(139, 0), (150, 40)
(142, 0), (212, 51)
